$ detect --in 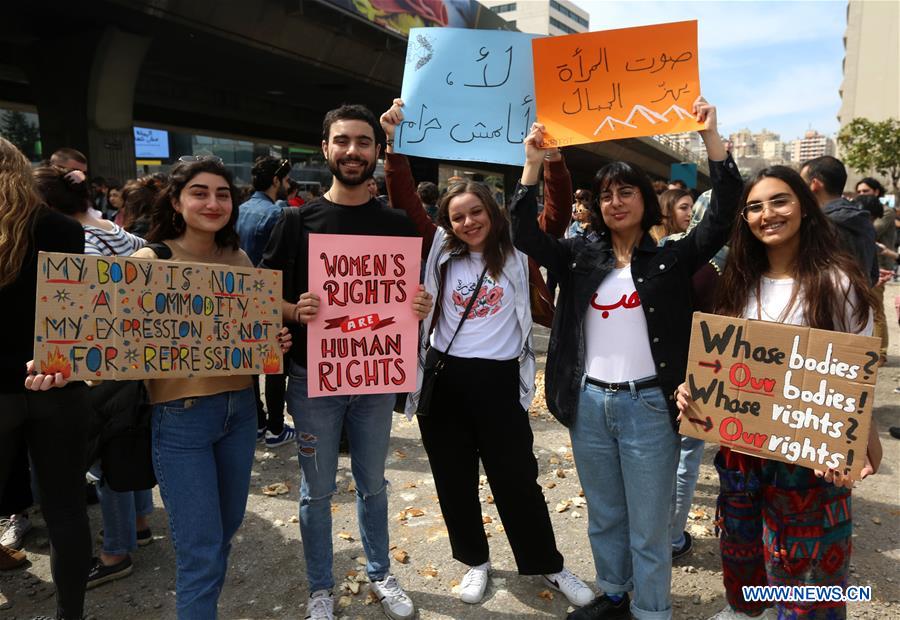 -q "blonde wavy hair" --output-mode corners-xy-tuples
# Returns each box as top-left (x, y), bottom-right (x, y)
(0, 137), (42, 289)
